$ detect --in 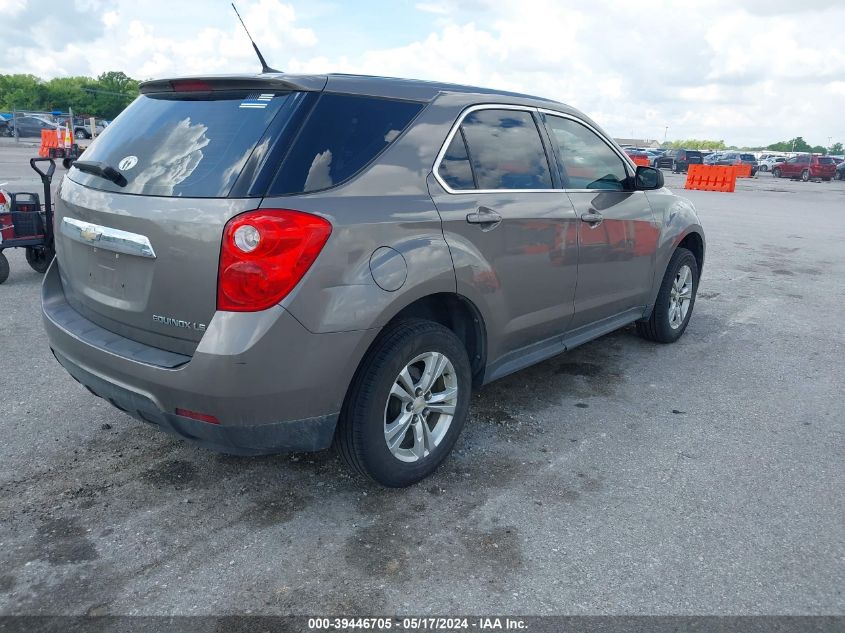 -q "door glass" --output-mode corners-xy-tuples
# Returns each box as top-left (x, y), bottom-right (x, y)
(438, 131), (475, 190)
(459, 109), (553, 190)
(545, 116), (628, 190)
